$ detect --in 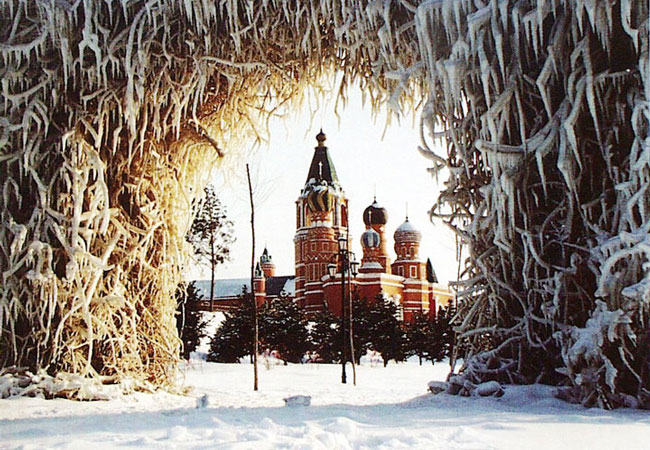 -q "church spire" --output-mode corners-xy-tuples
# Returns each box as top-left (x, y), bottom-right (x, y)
(305, 130), (338, 185)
